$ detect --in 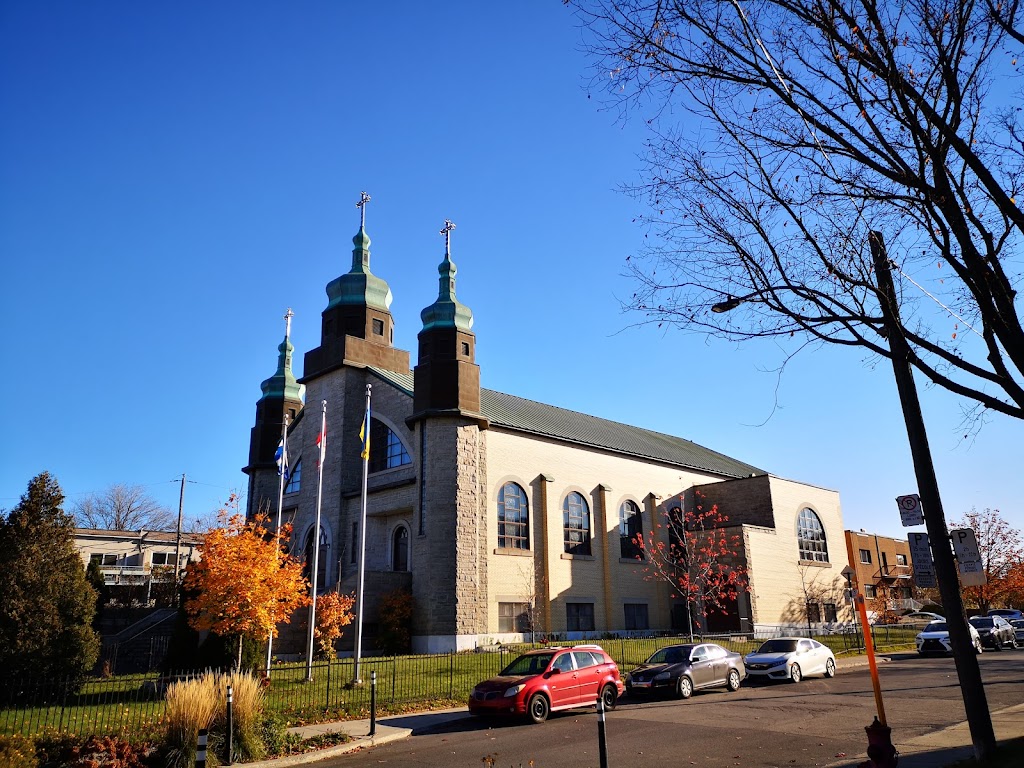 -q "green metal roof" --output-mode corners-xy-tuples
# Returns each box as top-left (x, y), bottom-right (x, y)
(325, 227), (394, 312)
(259, 335), (304, 403)
(367, 367), (764, 479)
(419, 252), (474, 332)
